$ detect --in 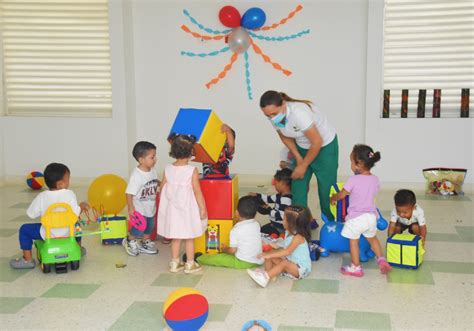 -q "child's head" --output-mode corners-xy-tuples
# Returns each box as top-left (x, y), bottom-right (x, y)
(394, 189), (417, 219)
(44, 163), (70, 190)
(283, 205), (312, 242)
(236, 196), (258, 220)
(273, 168), (292, 193)
(132, 141), (157, 169)
(169, 134), (196, 159)
(351, 144), (381, 172)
